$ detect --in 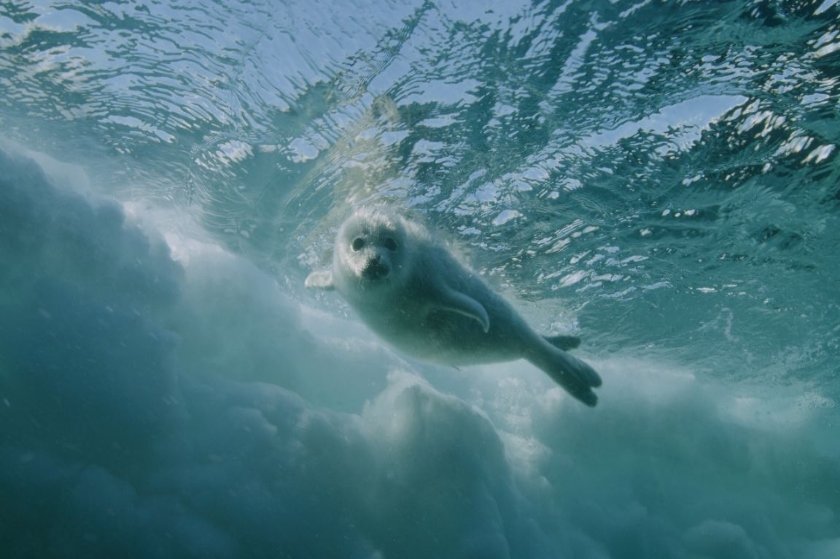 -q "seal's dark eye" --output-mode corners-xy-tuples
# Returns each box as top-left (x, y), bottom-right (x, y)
(351, 237), (365, 251)
(383, 237), (397, 251)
